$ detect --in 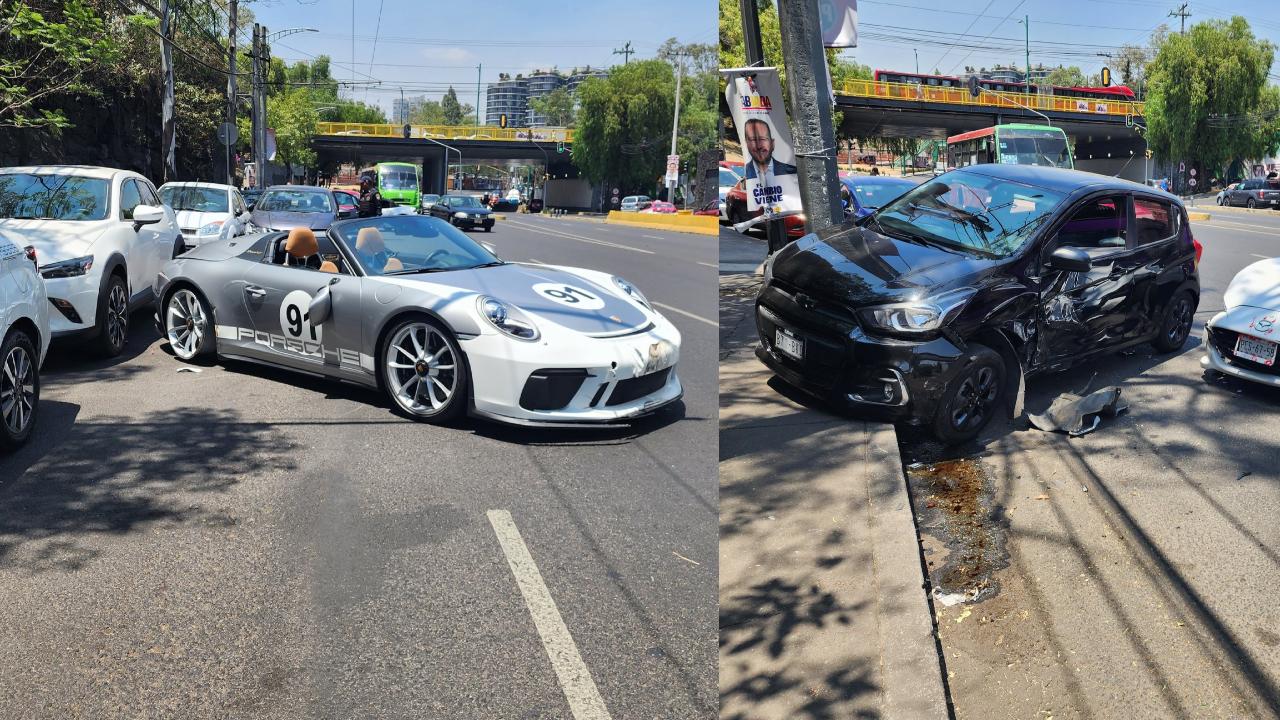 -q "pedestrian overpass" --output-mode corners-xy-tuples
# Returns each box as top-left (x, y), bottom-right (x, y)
(836, 79), (1150, 181)
(311, 122), (577, 195)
